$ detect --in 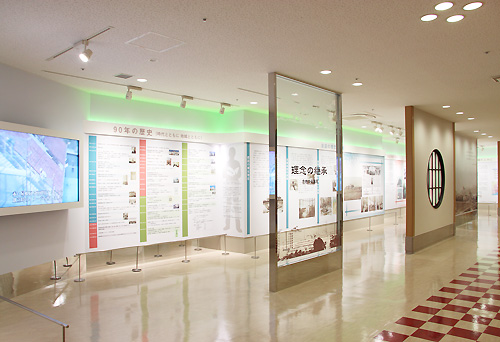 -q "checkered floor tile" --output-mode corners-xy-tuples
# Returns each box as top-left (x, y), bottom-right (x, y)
(374, 248), (500, 341)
